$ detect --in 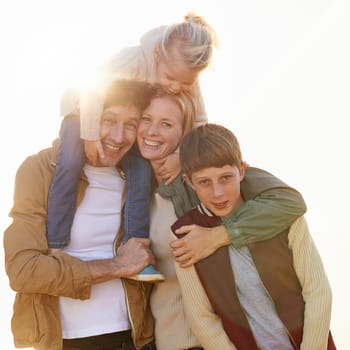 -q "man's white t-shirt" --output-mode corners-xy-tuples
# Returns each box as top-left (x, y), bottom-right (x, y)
(59, 164), (130, 339)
